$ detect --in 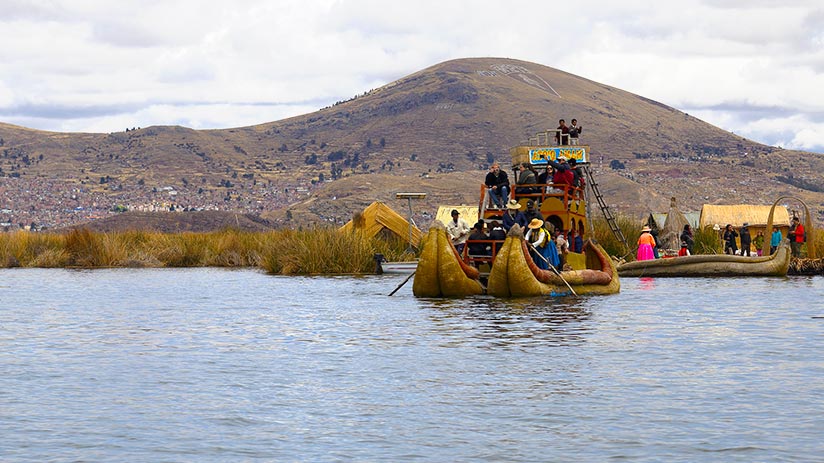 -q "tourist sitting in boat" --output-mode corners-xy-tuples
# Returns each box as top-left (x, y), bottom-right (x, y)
(569, 228), (584, 253)
(678, 241), (690, 256)
(467, 221), (491, 264)
(525, 218), (560, 270)
(502, 200), (527, 231)
(515, 162), (539, 195)
(637, 225), (656, 261)
(522, 200), (544, 225)
(555, 229), (569, 269)
(446, 209), (471, 254)
(484, 162), (510, 209)
(488, 220), (506, 241)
